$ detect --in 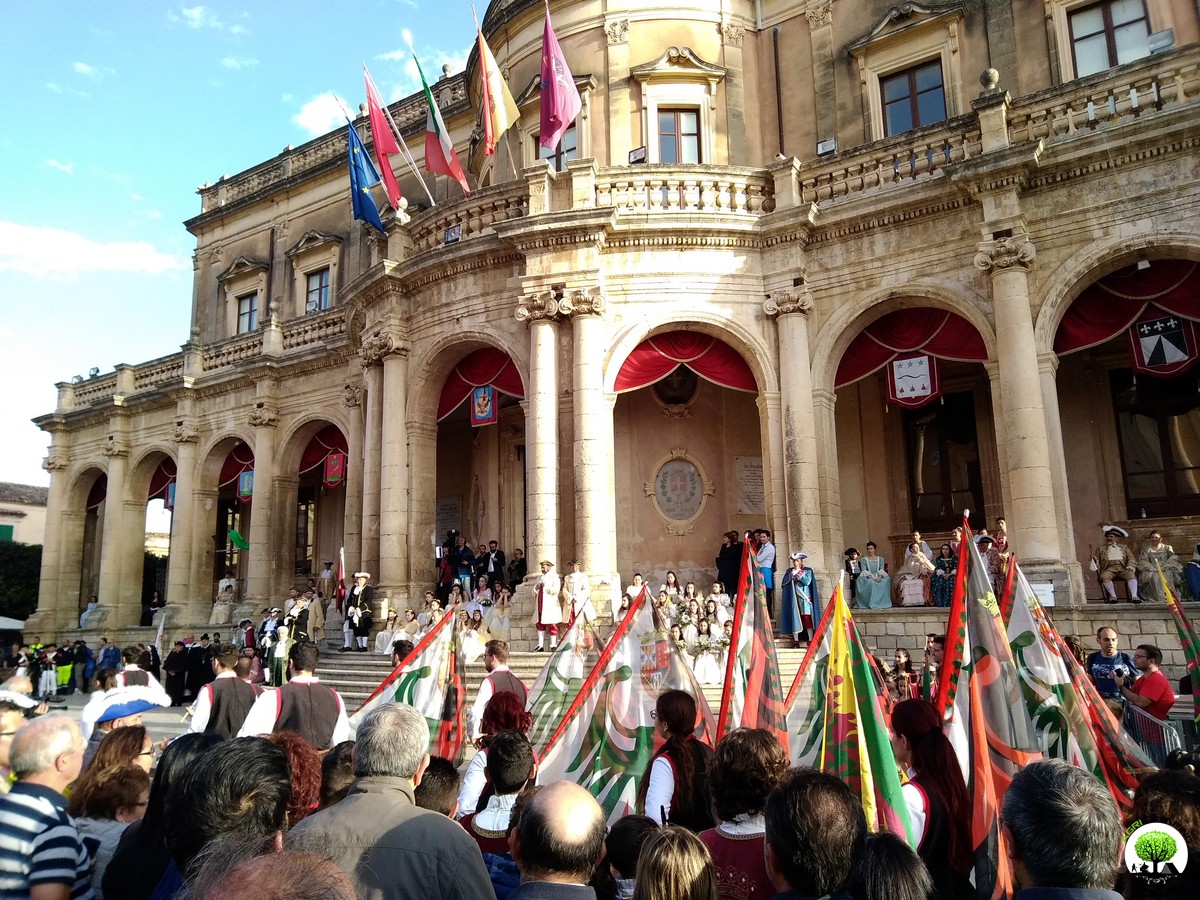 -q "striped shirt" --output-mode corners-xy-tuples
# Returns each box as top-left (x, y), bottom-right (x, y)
(0, 781), (94, 899)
